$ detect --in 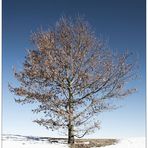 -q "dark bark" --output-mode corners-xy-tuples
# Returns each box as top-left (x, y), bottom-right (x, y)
(67, 79), (75, 144)
(68, 124), (74, 144)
